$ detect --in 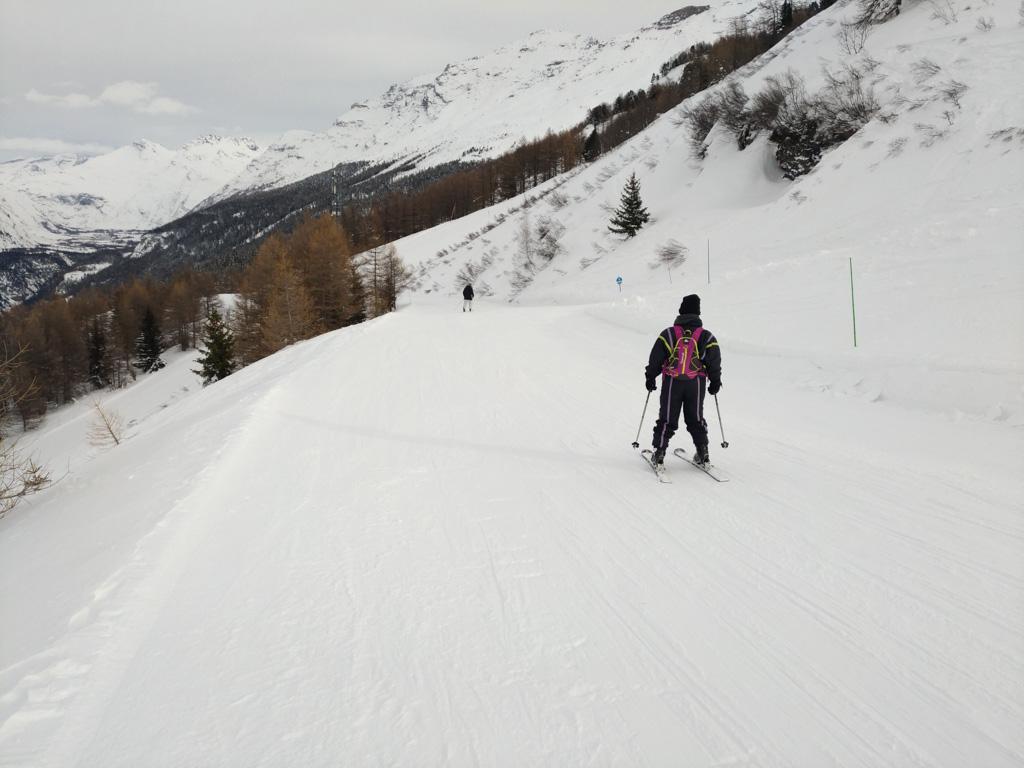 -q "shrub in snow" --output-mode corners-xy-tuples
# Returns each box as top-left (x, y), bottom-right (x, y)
(680, 63), (881, 180)
(535, 215), (566, 261)
(679, 97), (722, 160)
(650, 239), (689, 270)
(856, 0), (901, 26)
(0, 347), (52, 517)
(928, 0), (958, 25)
(837, 21), (872, 55)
